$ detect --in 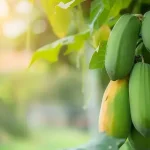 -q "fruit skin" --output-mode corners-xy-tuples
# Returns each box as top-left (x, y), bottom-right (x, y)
(99, 79), (131, 138)
(128, 127), (150, 150)
(119, 140), (133, 150)
(105, 14), (141, 80)
(129, 62), (150, 137)
(142, 11), (150, 51)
